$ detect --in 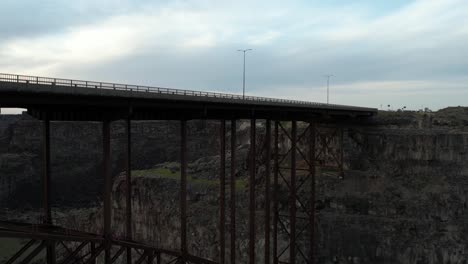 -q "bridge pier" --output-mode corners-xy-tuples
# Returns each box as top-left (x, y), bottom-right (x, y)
(273, 121), (279, 264)
(126, 115), (133, 264)
(264, 119), (271, 264)
(42, 112), (57, 264)
(249, 118), (256, 264)
(309, 123), (316, 264)
(103, 119), (112, 263)
(180, 120), (188, 260)
(219, 120), (226, 264)
(229, 119), (237, 264)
